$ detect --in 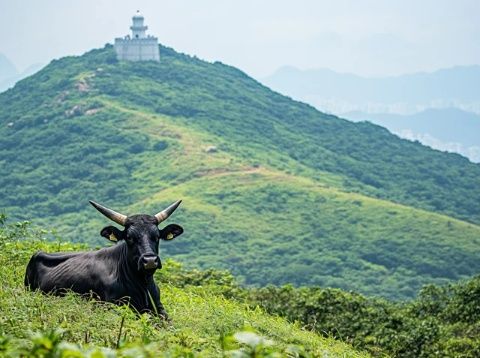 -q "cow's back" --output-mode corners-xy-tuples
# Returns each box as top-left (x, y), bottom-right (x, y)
(24, 251), (85, 292)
